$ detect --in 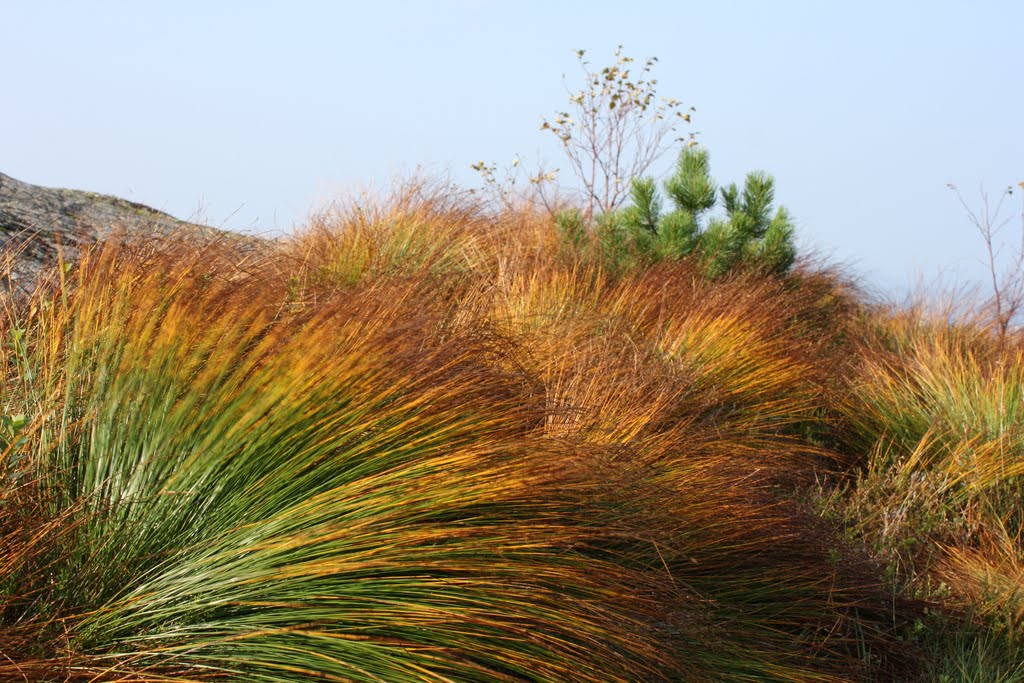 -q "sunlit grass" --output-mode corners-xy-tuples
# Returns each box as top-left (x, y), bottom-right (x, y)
(4, 187), (1020, 681)
(290, 180), (493, 289)
(0, 239), (682, 681)
(817, 301), (1024, 678)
